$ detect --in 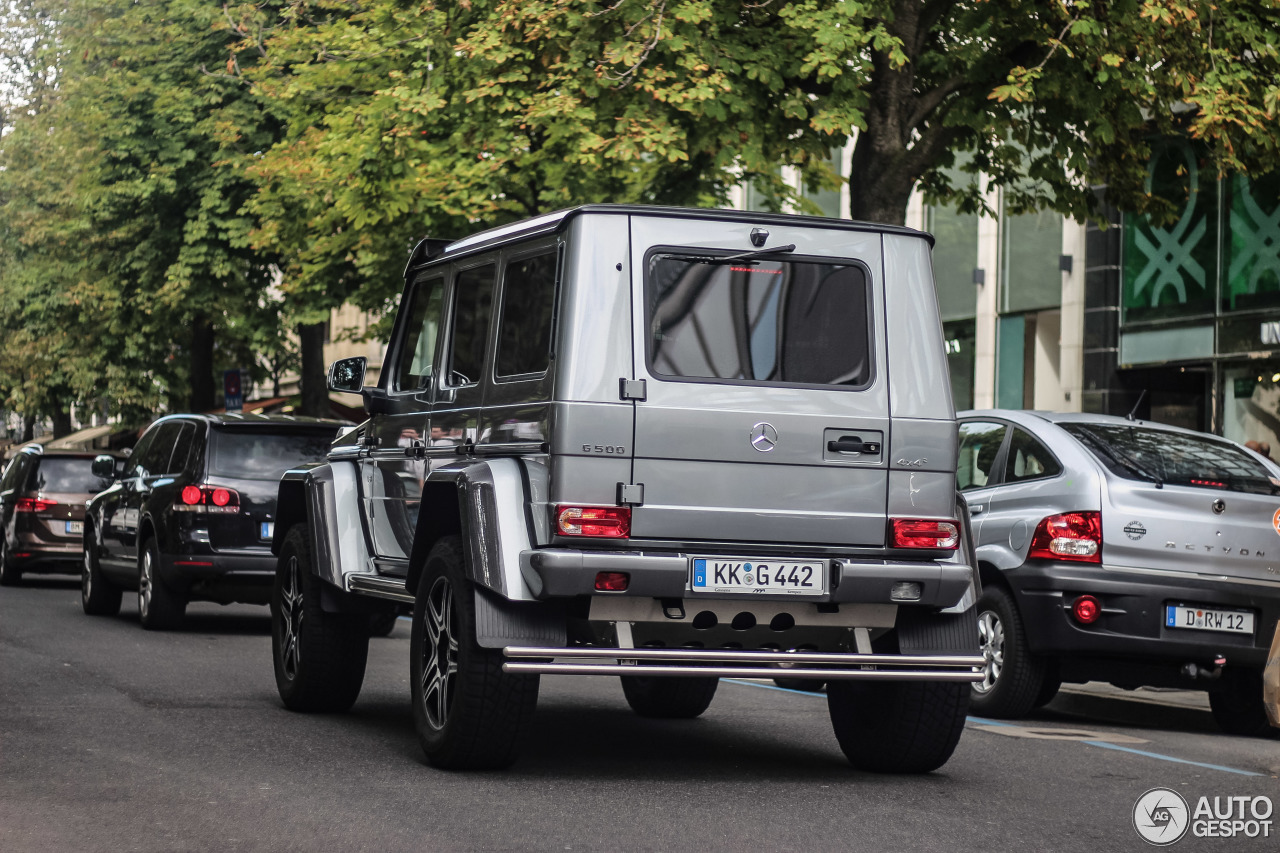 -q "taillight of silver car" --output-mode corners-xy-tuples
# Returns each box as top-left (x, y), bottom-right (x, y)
(555, 505), (631, 538)
(173, 485), (241, 514)
(889, 518), (960, 550)
(1028, 511), (1102, 563)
